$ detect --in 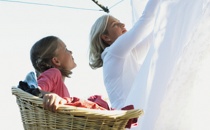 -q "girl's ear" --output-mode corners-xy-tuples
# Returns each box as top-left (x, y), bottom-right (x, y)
(52, 57), (61, 67)
(101, 34), (111, 43)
